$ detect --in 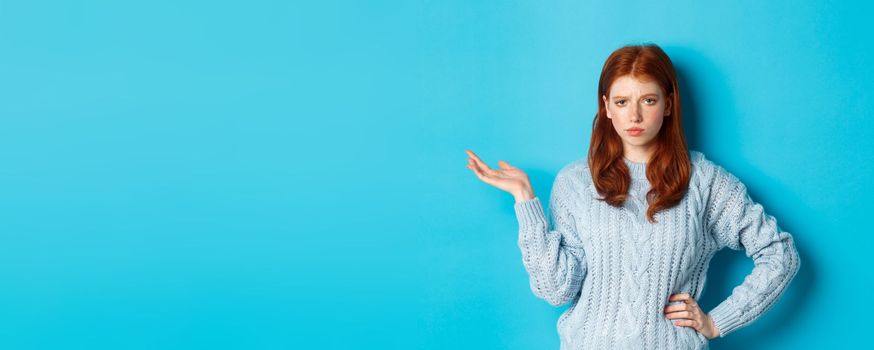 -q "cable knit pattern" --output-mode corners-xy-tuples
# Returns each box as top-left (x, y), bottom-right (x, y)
(513, 150), (801, 349)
